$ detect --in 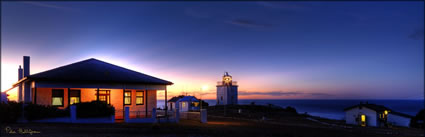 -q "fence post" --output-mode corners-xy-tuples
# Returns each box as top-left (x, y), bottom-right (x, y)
(70, 105), (77, 123)
(152, 108), (156, 119)
(201, 109), (207, 123)
(175, 108), (179, 123)
(124, 107), (130, 123)
(110, 115), (115, 123)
